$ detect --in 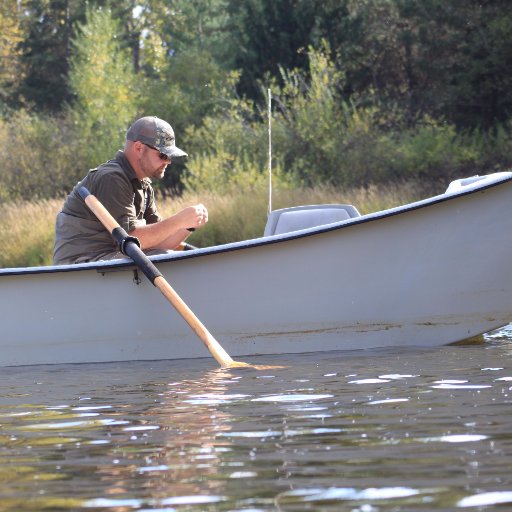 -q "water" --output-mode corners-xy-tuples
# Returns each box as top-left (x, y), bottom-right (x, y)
(1, 328), (512, 511)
